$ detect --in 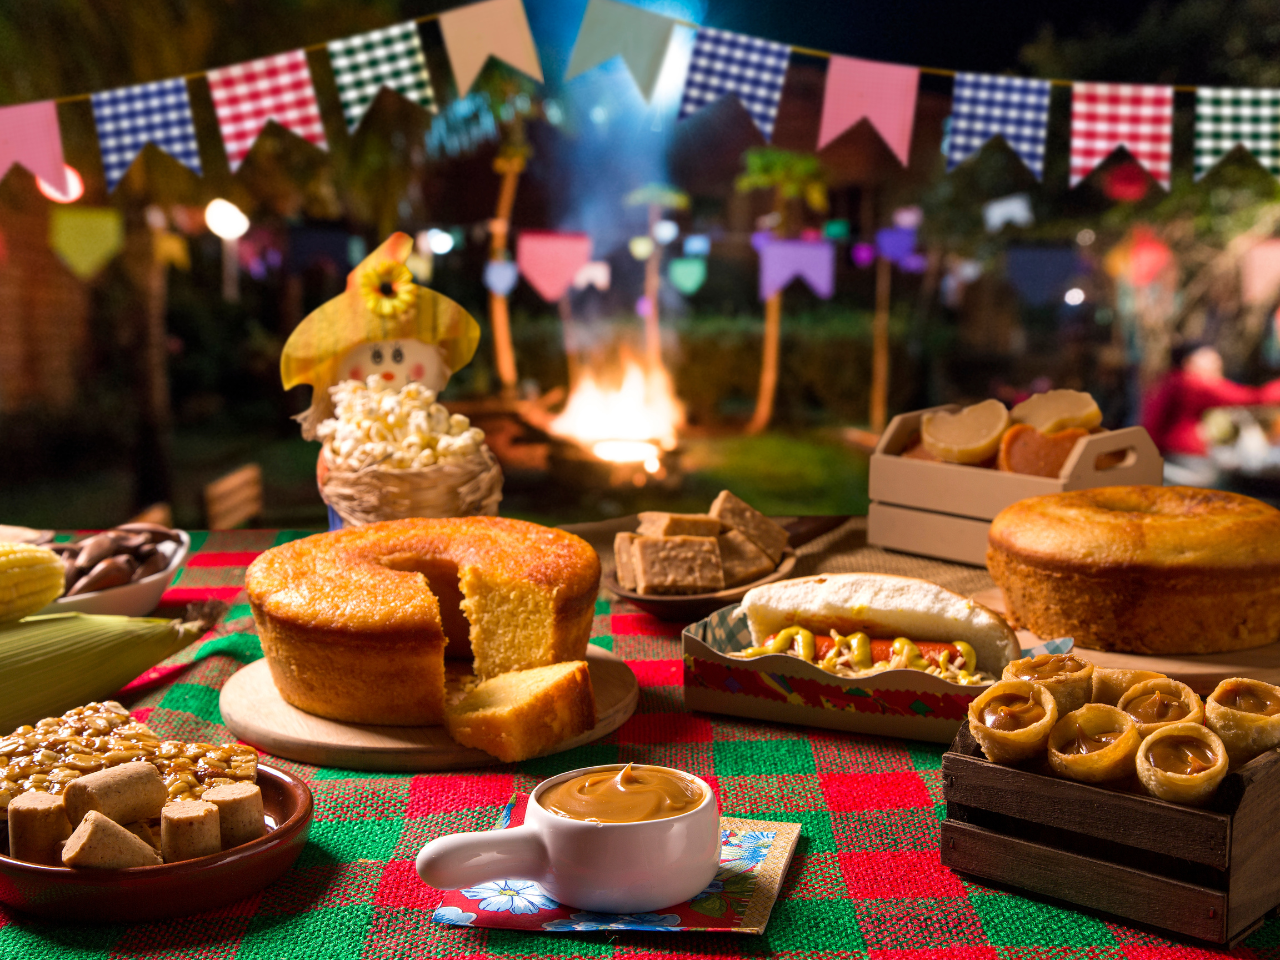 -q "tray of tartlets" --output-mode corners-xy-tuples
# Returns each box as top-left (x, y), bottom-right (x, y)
(941, 656), (1280, 945)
